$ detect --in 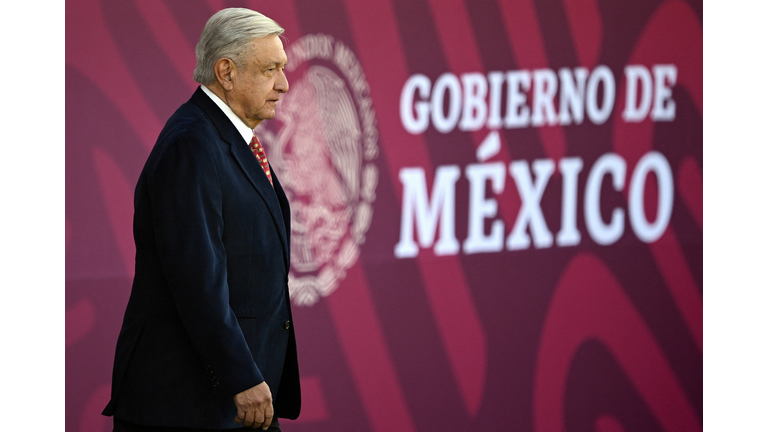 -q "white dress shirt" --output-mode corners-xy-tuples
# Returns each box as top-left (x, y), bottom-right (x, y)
(200, 85), (254, 145)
